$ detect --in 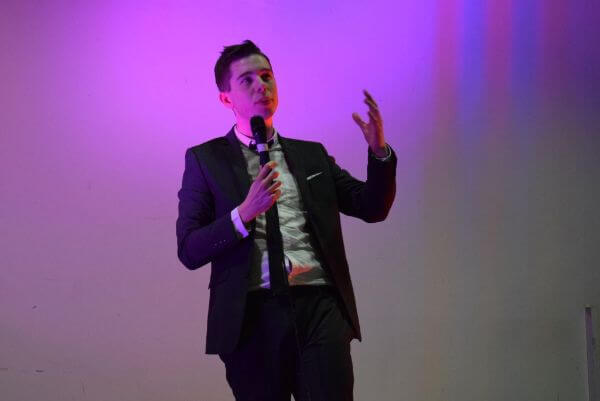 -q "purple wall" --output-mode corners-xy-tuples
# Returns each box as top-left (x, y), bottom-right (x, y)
(1, 1), (599, 400)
